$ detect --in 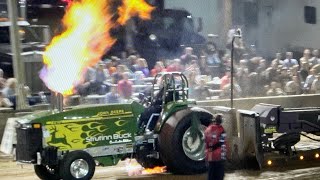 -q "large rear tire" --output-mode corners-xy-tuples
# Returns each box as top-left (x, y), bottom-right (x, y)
(59, 151), (95, 180)
(159, 110), (212, 174)
(34, 165), (60, 180)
